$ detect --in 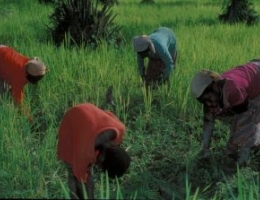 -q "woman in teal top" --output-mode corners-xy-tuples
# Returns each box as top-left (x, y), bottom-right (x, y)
(133, 27), (178, 88)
